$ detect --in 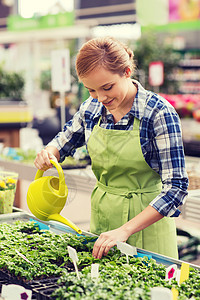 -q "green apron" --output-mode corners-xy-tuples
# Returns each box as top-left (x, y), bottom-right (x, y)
(87, 116), (178, 259)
